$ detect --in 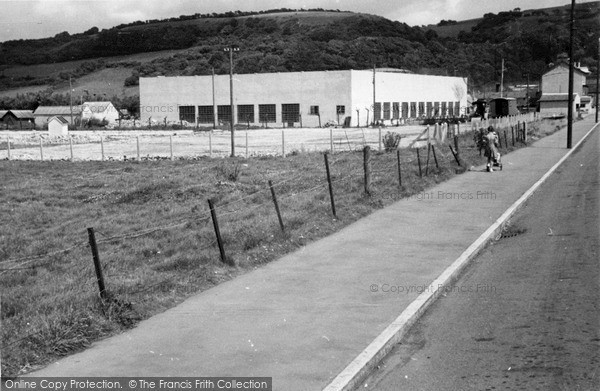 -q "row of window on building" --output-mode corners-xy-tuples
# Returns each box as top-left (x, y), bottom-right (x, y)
(178, 101), (461, 124)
